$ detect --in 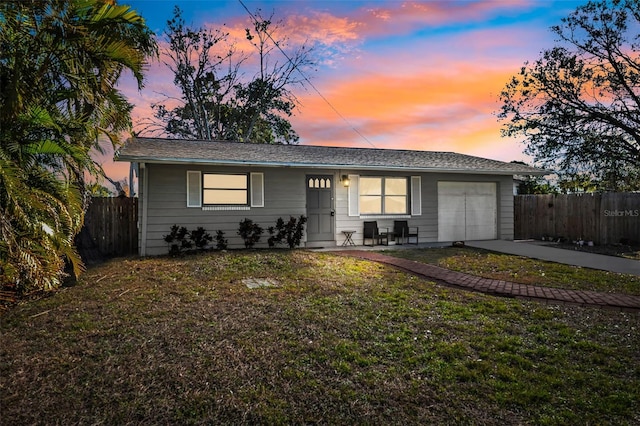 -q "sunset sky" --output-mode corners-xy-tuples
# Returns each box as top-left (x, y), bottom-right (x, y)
(108, 0), (586, 183)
